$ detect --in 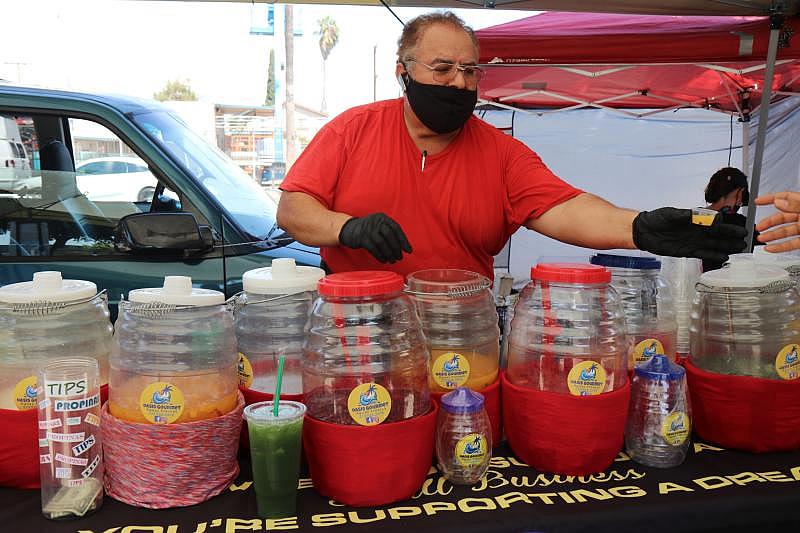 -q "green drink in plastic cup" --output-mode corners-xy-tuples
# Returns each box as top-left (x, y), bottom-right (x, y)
(243, 400), (306, 518)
